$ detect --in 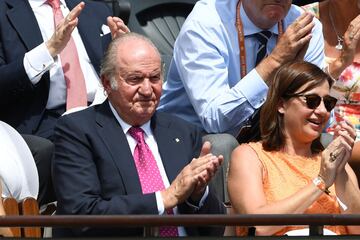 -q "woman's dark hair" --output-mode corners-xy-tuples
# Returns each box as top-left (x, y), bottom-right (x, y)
(260, 61), (334, 153)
